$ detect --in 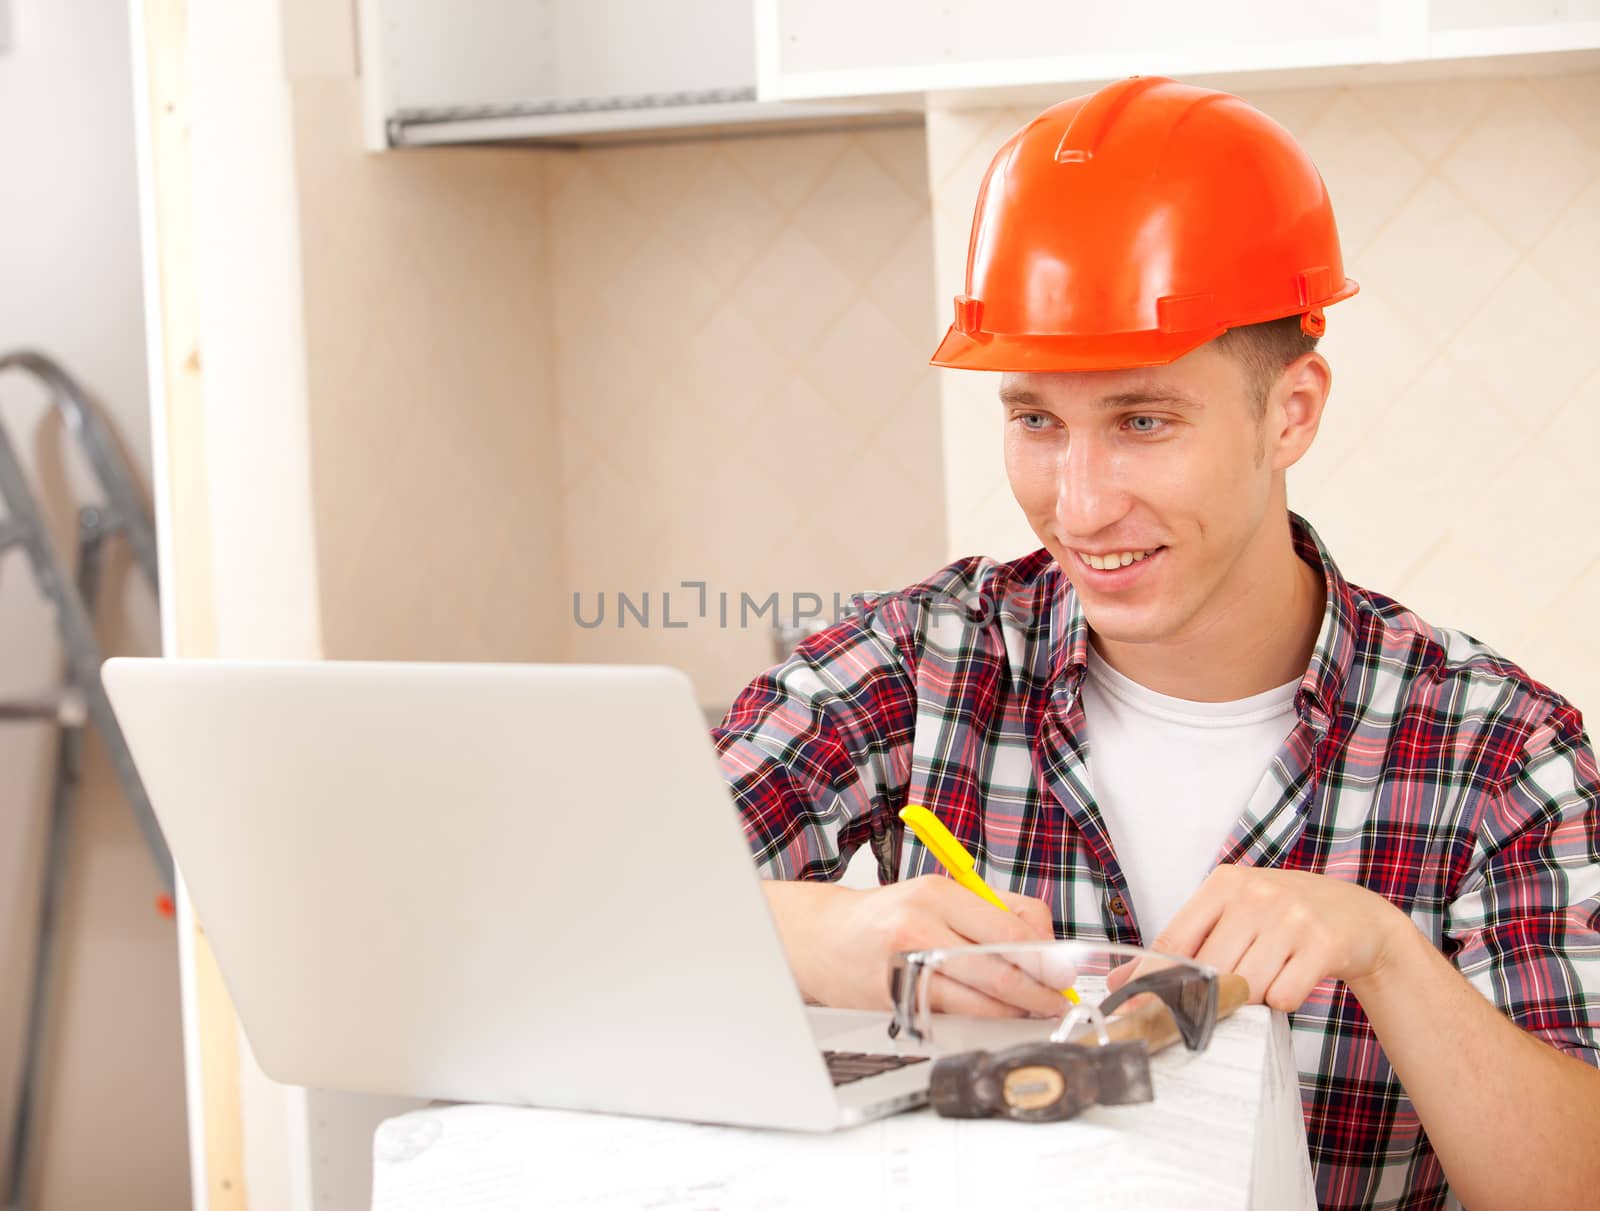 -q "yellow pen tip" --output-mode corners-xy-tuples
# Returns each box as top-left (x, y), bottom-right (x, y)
(1062, 987), (1081, 1004)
